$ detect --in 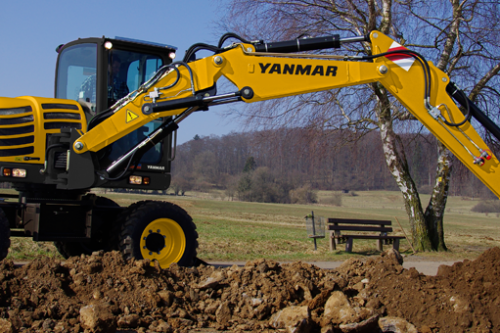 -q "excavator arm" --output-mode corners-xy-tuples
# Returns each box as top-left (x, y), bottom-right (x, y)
(72, 31), (500, 197)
